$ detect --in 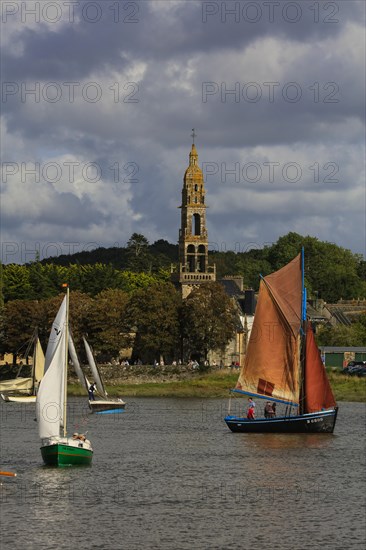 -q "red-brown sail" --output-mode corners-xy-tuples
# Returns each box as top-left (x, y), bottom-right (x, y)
(236, 254), (302, 404)
(304, 324), (336, 412)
